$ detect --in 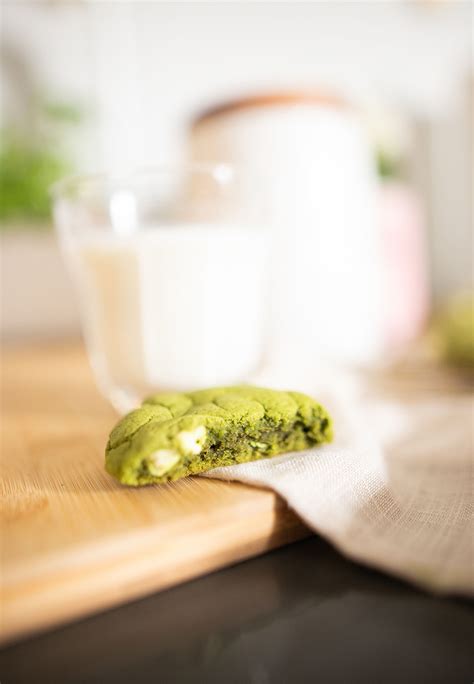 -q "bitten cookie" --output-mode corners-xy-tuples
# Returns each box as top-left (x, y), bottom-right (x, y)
(106, 386), (333, 486)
